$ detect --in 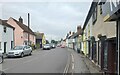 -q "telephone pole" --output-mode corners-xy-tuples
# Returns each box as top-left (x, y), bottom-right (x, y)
(28, 13), (30, 45)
